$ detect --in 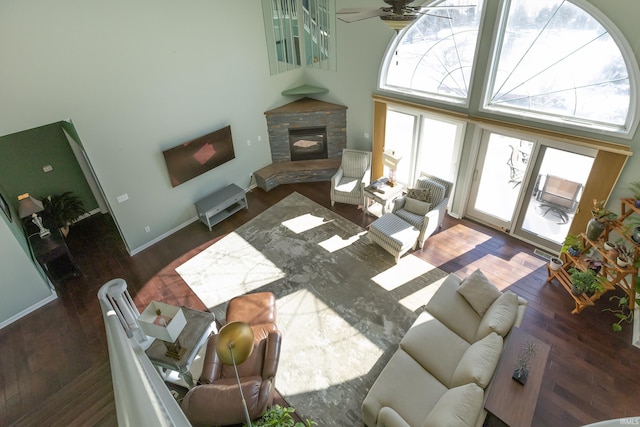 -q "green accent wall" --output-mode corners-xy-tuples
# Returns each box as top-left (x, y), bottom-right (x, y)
(0, 121), (98, 215)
